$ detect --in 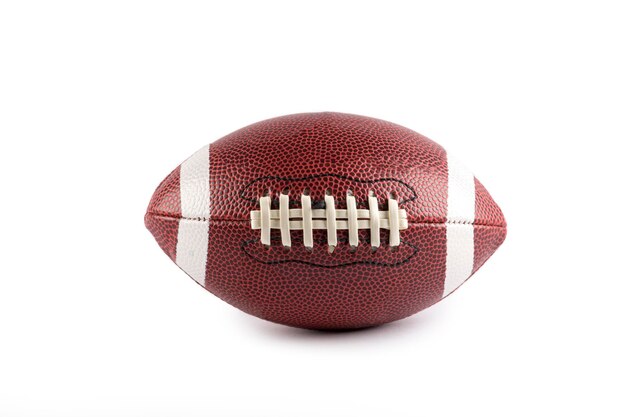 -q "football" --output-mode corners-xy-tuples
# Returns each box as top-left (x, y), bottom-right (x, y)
(145, 112), (506, 329)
